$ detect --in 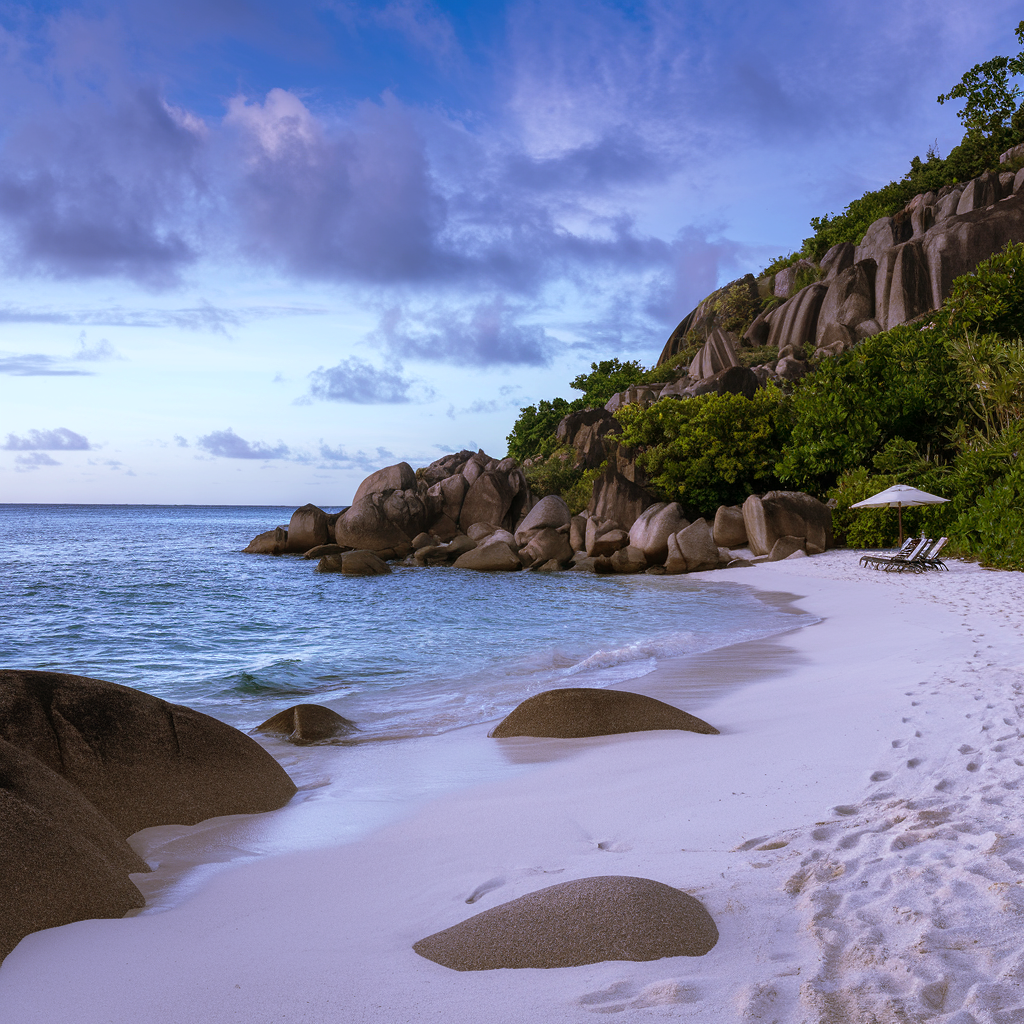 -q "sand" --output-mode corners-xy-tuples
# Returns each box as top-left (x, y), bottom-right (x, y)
(2, 551), (1024, 1022)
